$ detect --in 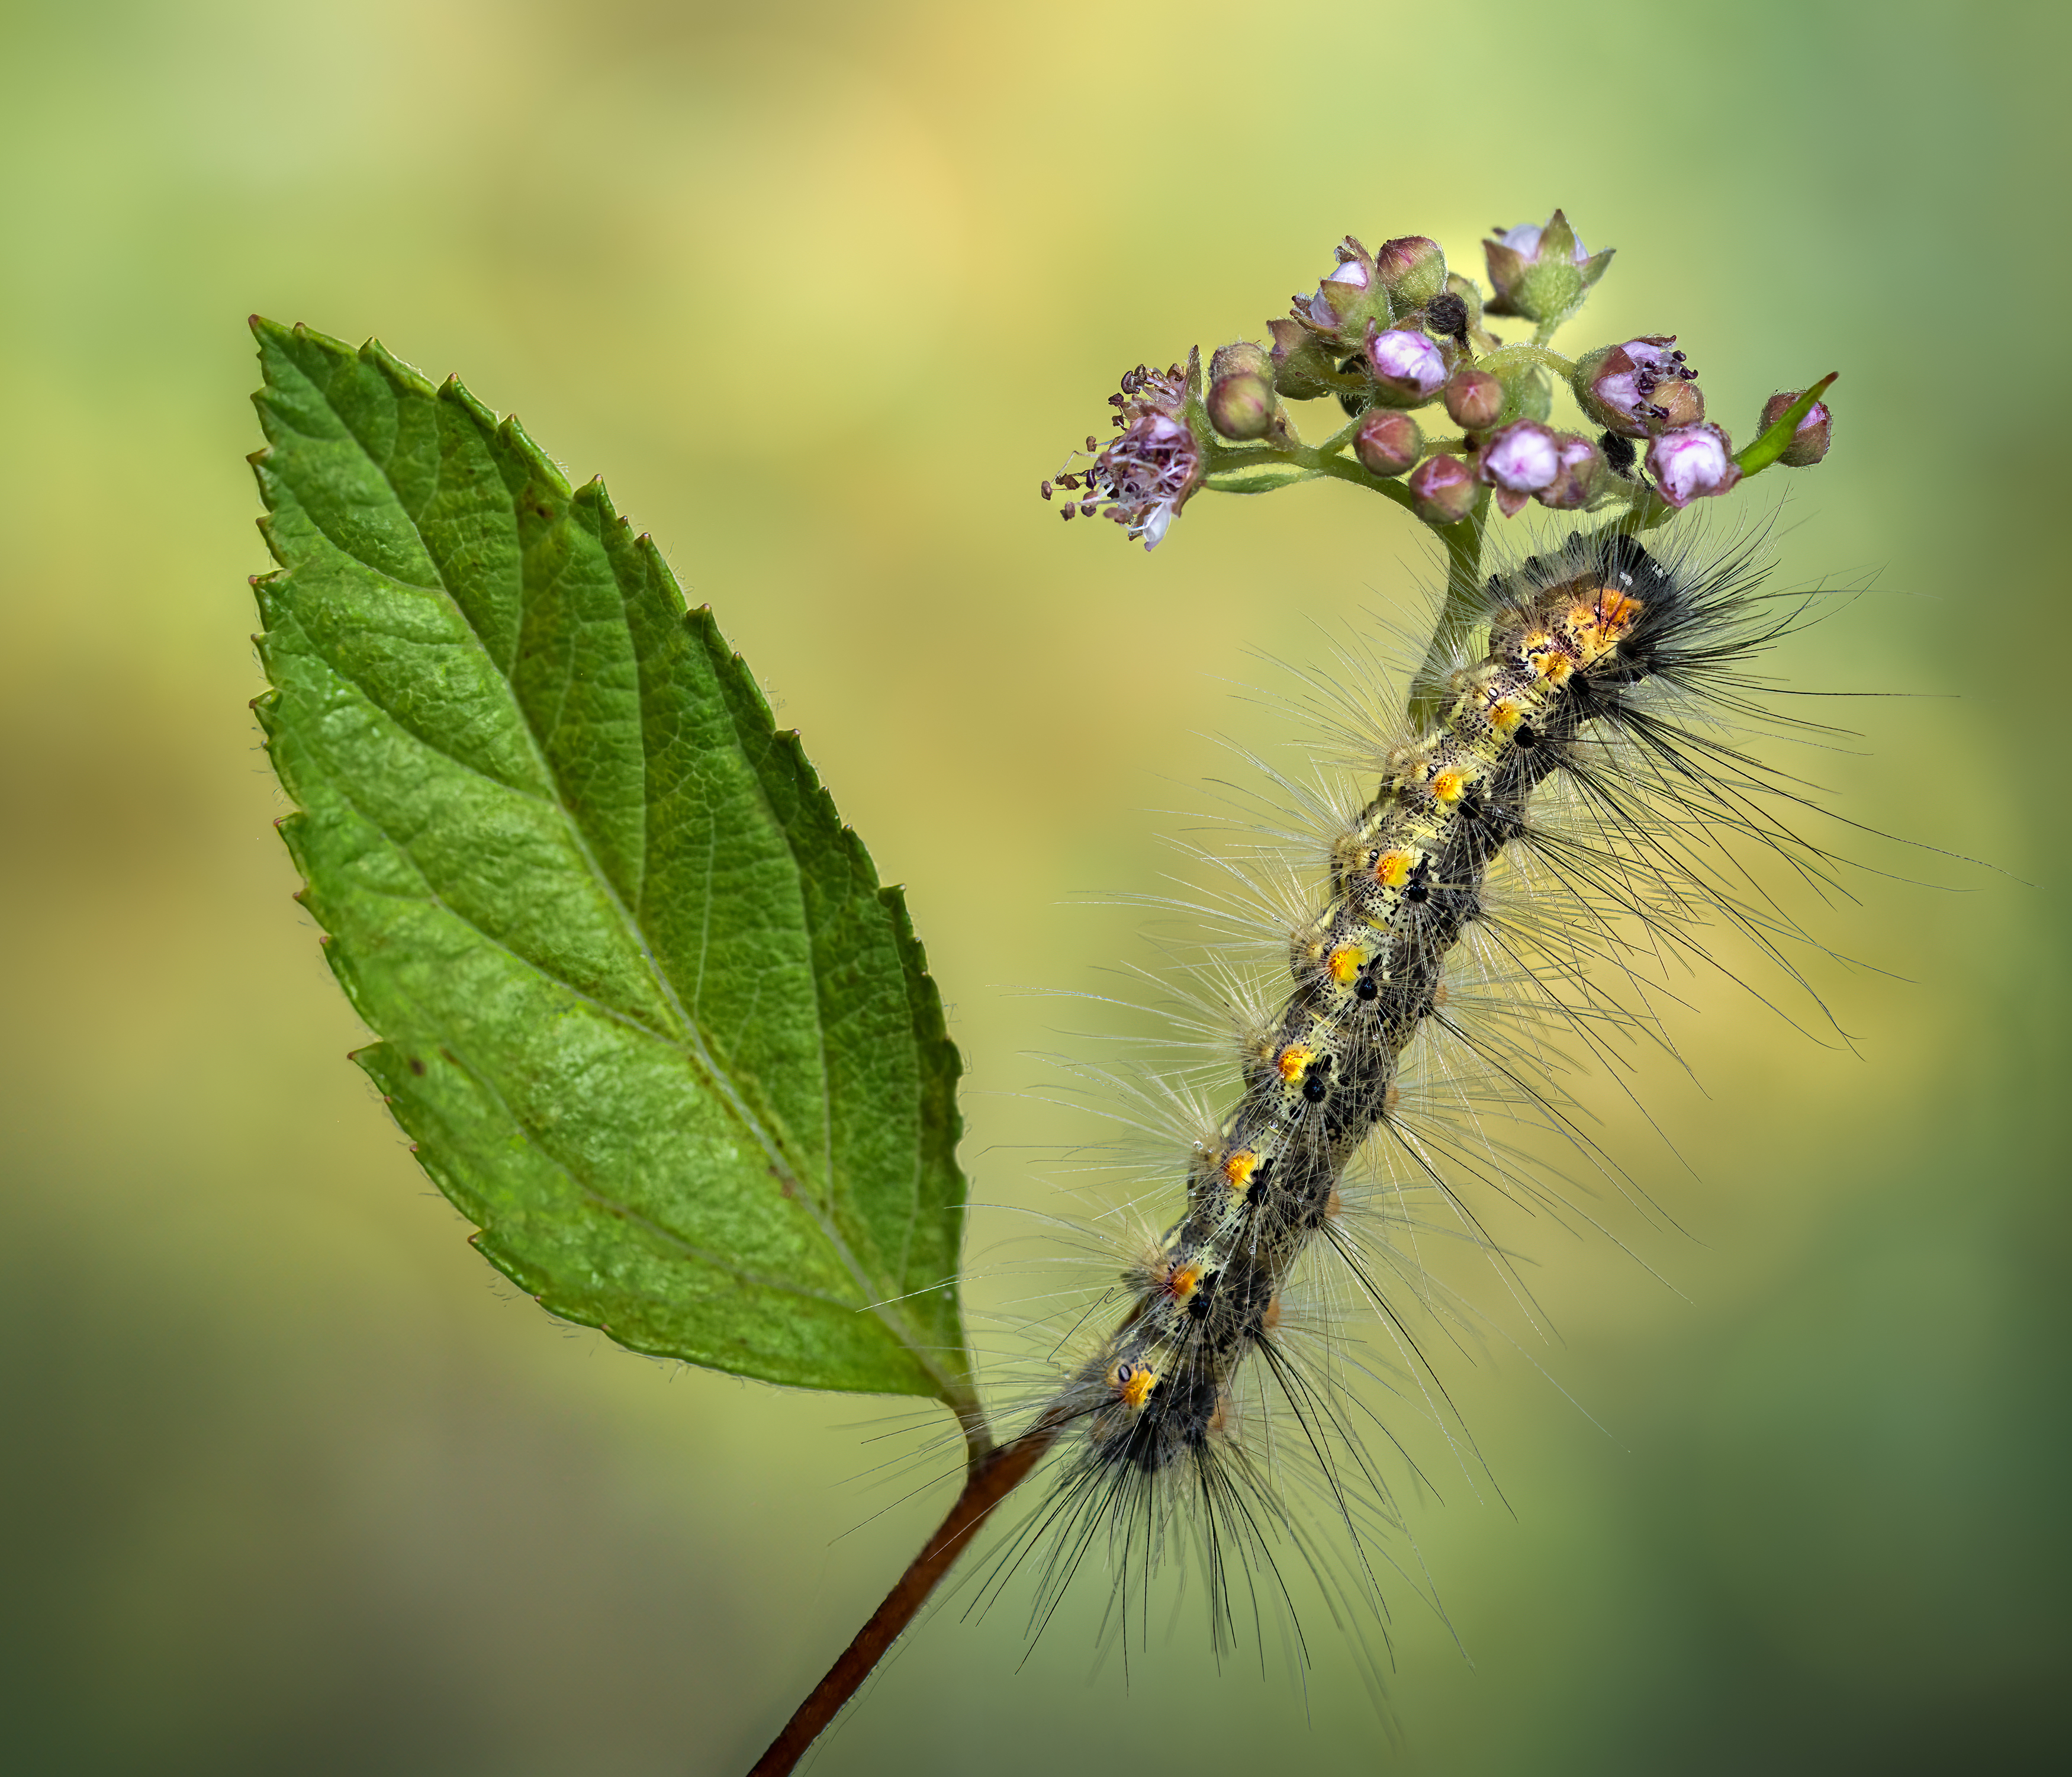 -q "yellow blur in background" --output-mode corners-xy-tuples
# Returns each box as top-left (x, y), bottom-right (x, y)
(1, 1), (2064, 1771)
